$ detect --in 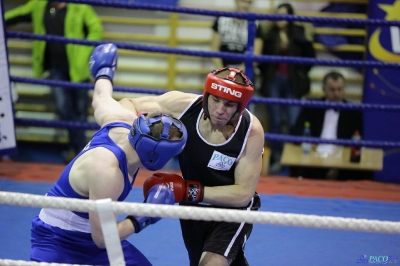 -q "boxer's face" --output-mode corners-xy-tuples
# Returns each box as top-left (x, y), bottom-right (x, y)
(207, 95), (238, 127)
(323, 77), (345, 102)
